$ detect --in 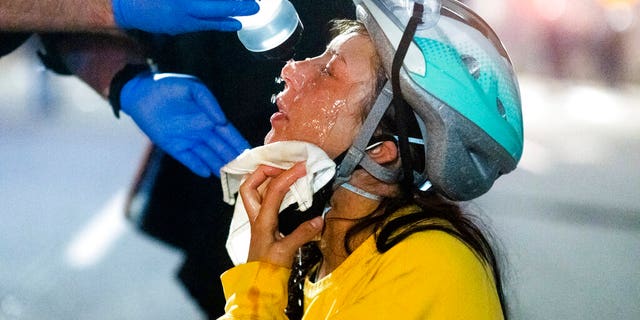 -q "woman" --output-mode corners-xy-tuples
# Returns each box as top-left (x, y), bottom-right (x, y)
(219, 2), (522, 318)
